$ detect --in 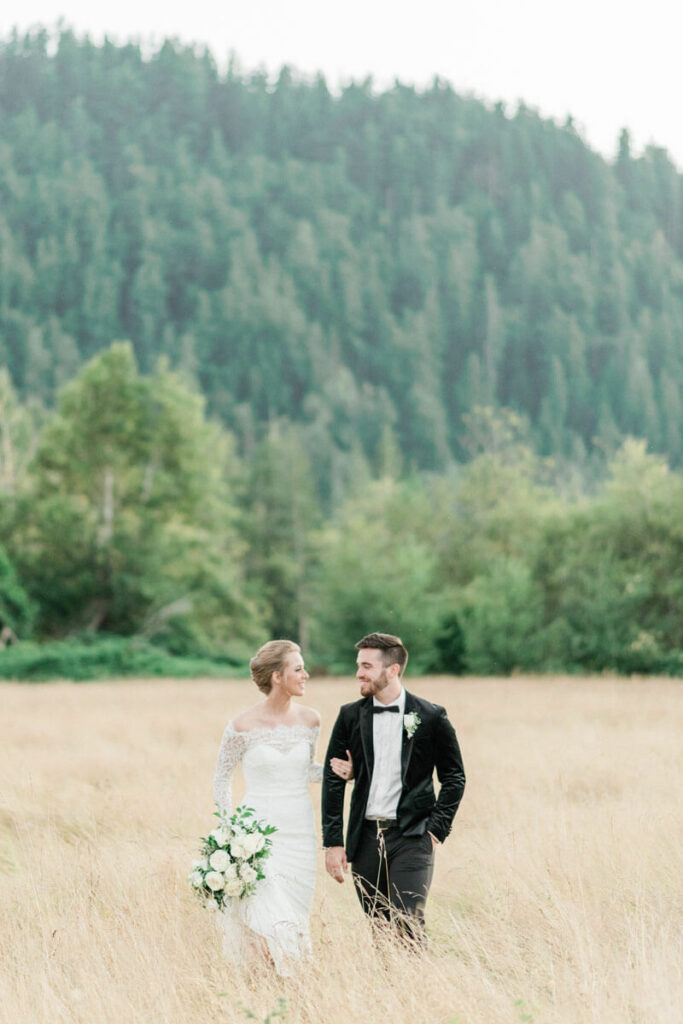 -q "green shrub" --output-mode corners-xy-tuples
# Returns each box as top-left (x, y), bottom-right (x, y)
(0, 546), (35, 638)
(457, 558), (546, 675)
(0, 635), (249, 682)
(428, 613), (467, 674)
